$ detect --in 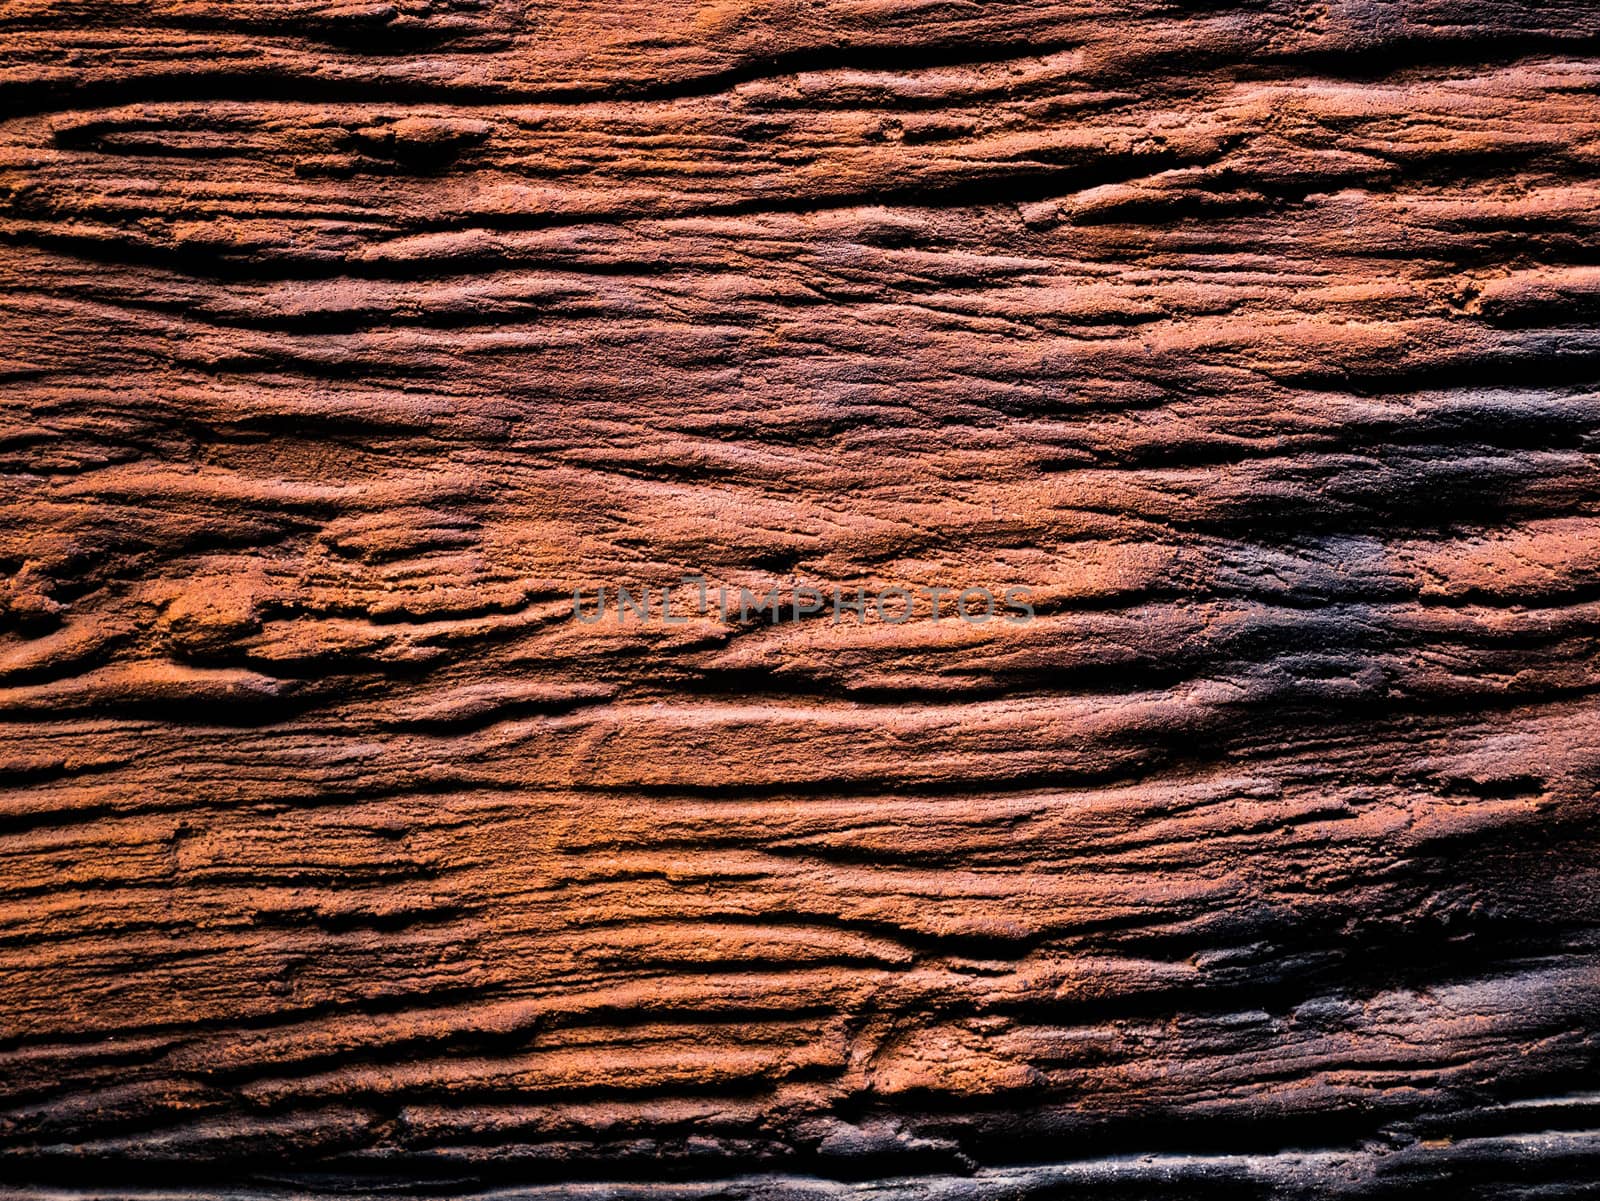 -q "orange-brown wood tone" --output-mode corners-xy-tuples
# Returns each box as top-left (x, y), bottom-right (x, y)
(3, 2), (1600, 1196)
